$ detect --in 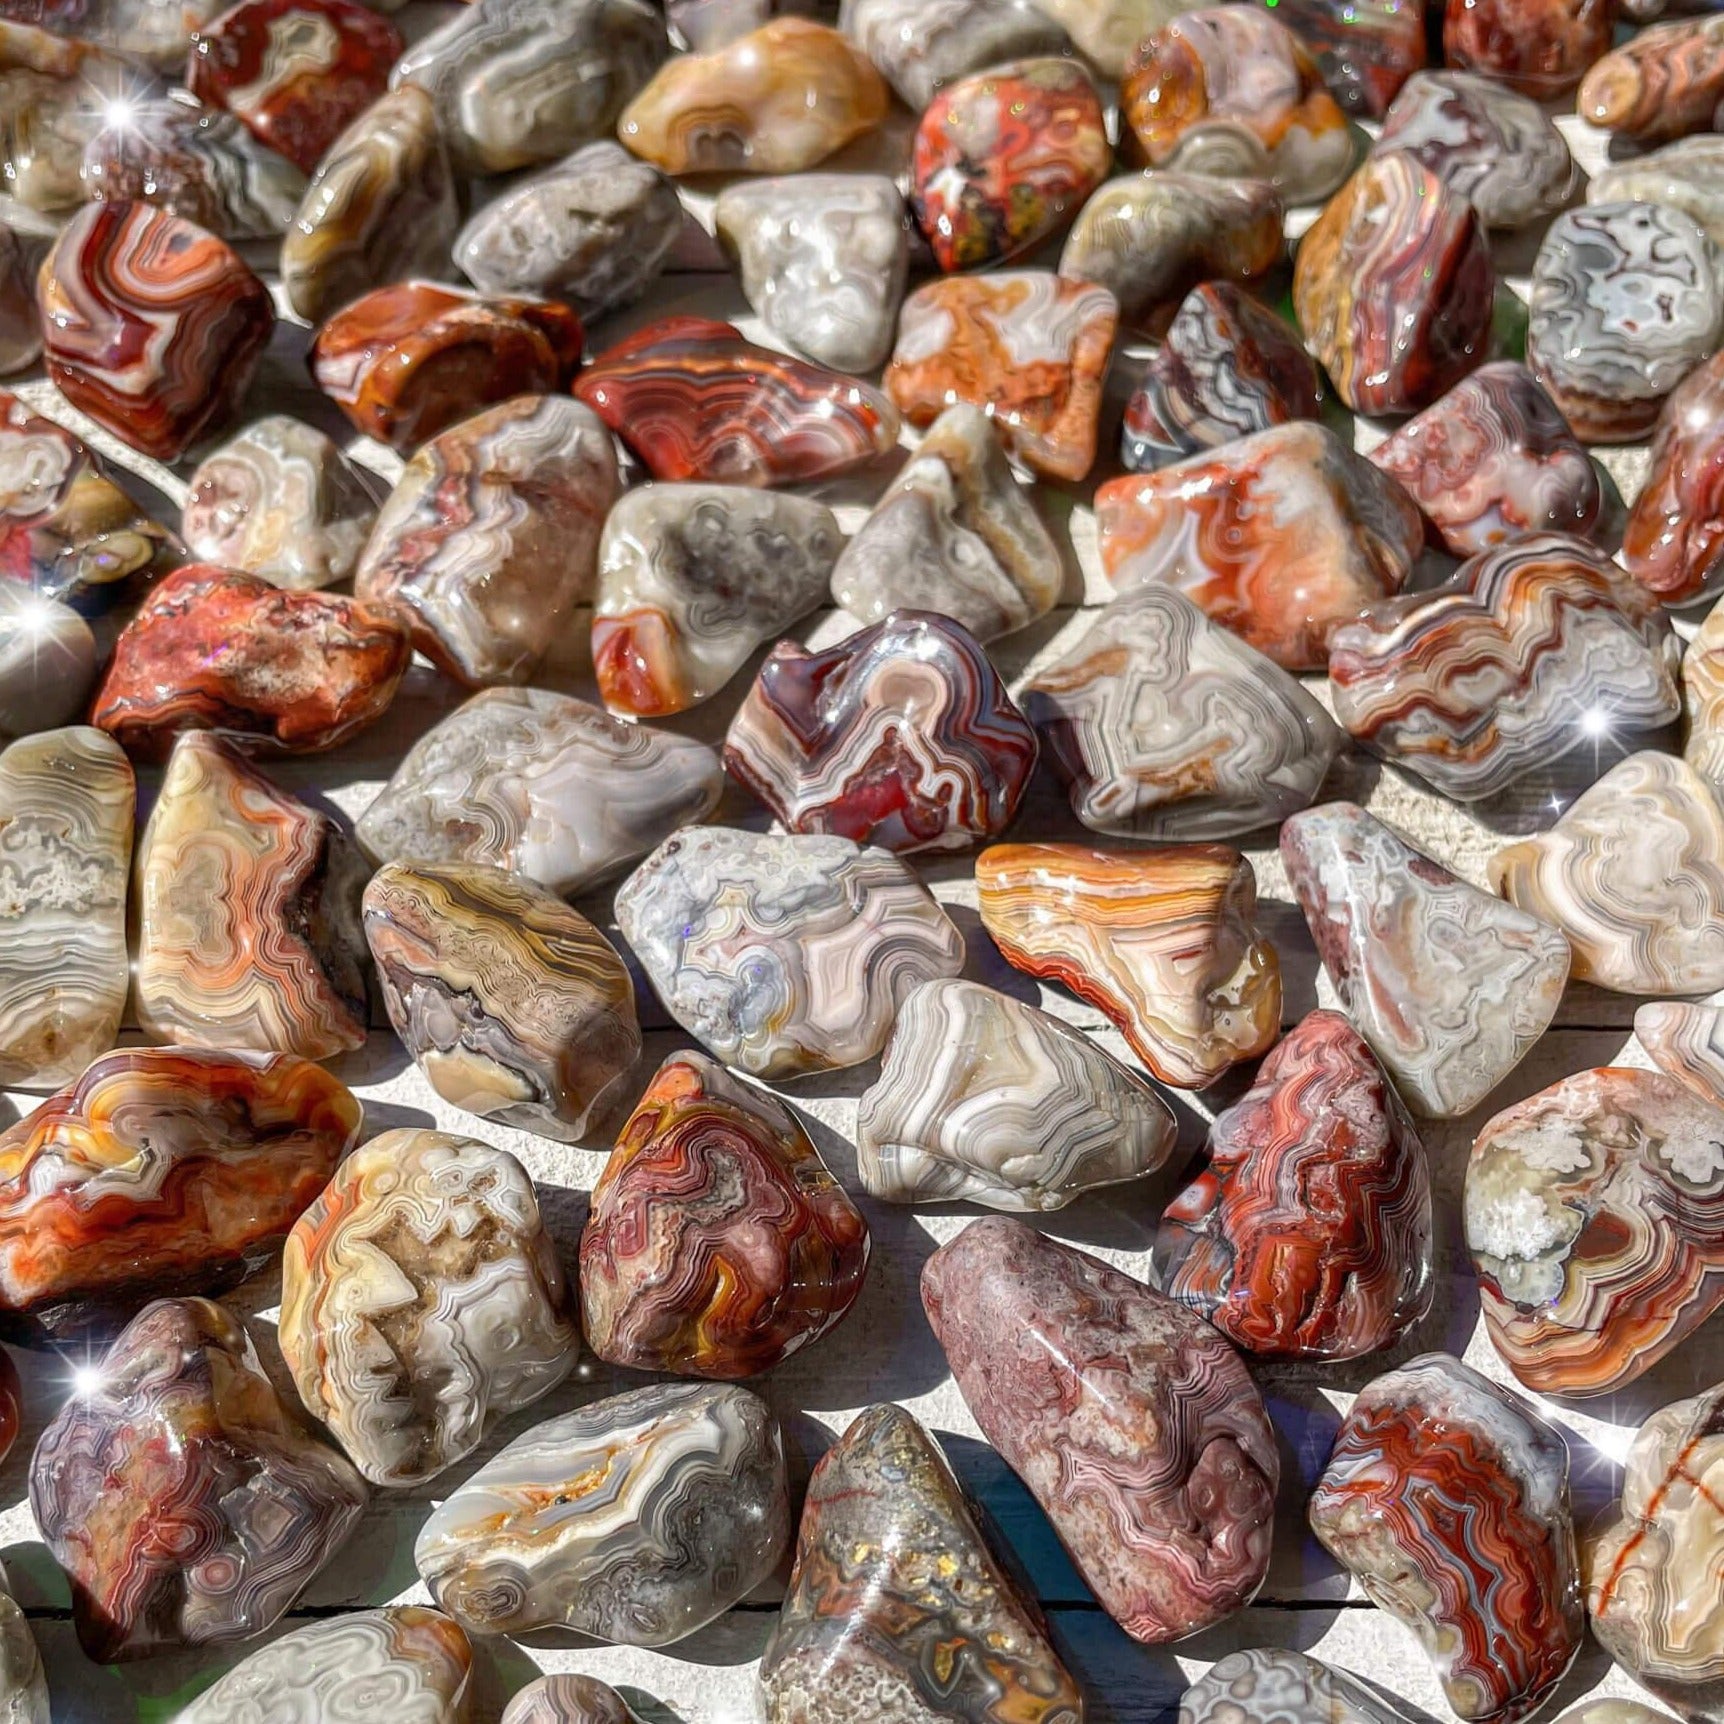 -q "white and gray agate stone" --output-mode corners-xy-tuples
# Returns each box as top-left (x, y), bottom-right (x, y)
(502, 1676), (643, 1724)
(0, 1568), (45, 1724)
(1180, 1649), (1414, 1724)
(0, 586), (96, 737)
(1590, 134), (1724, 249)
(840, 0), (1066, 106)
